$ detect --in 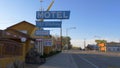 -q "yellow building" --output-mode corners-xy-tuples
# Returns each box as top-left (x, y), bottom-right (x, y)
(0, 20), (54, 68)
(0, 29), (32, 68)
(6, 21), (53, 55)
(6, 21), (36, 53)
